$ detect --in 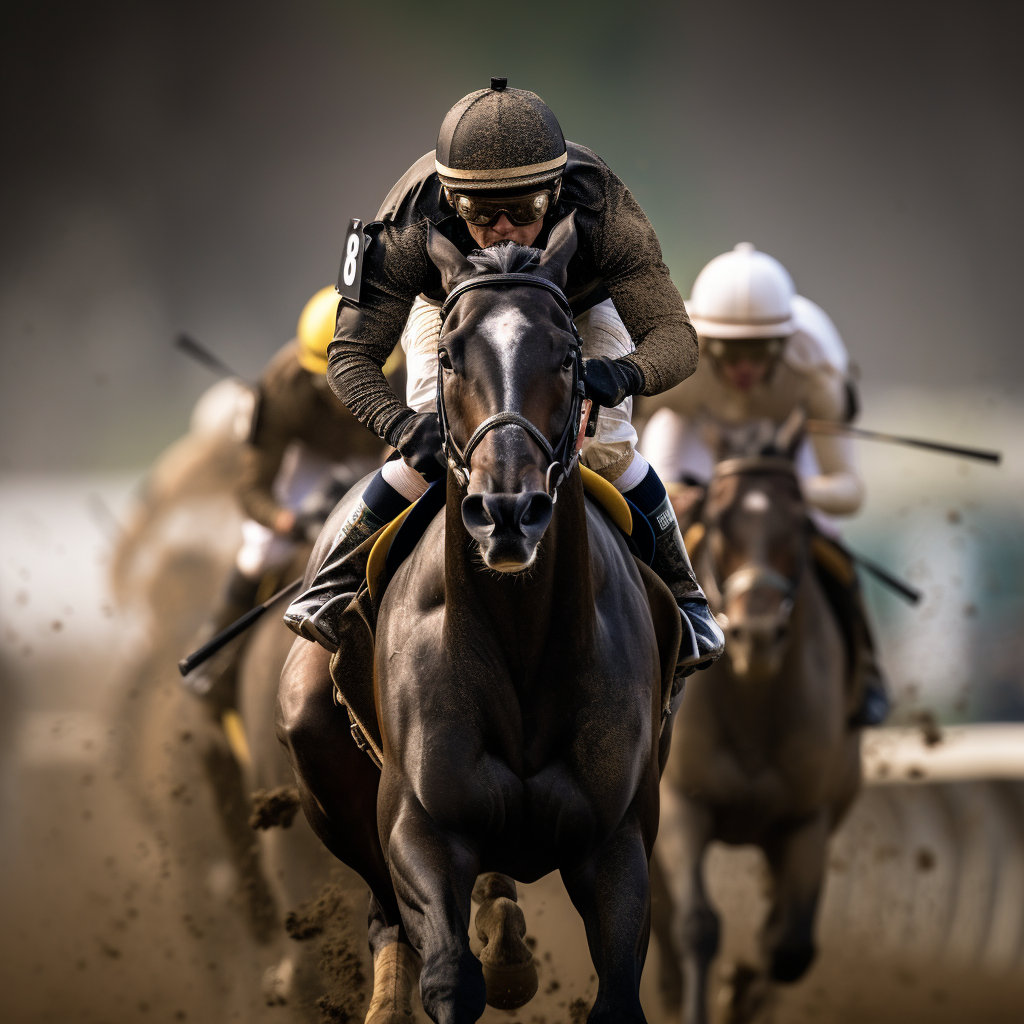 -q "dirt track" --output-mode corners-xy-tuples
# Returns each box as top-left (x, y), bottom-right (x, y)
(5, 639), (1024, 1024)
